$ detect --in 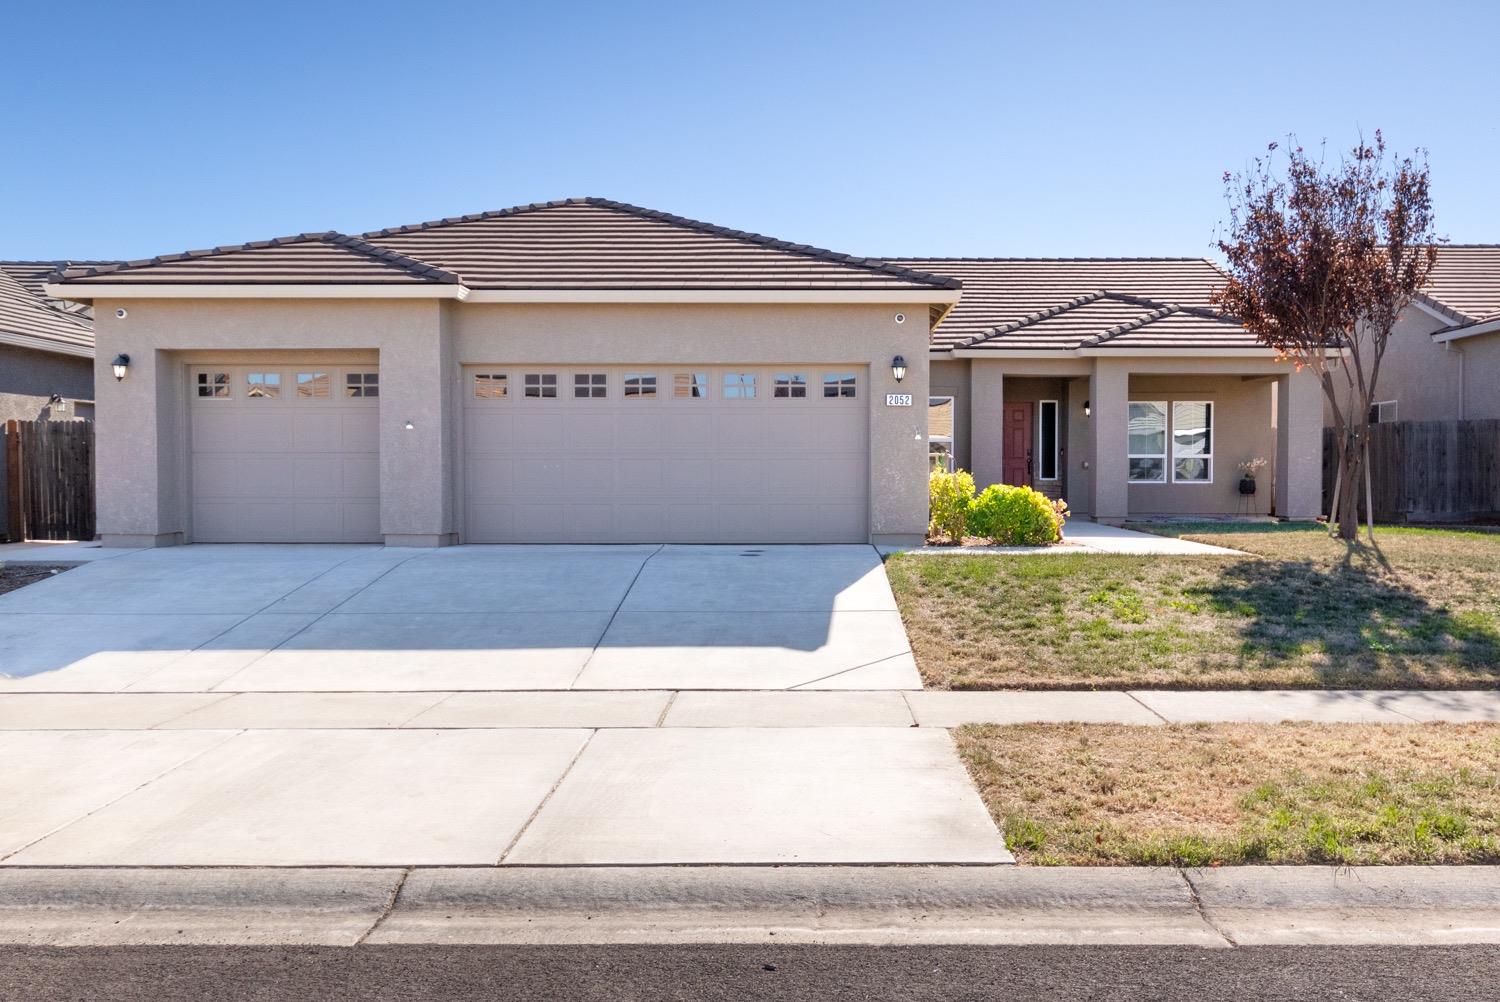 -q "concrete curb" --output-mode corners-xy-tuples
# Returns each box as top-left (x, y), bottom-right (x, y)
(3, 865), (1500, 946)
